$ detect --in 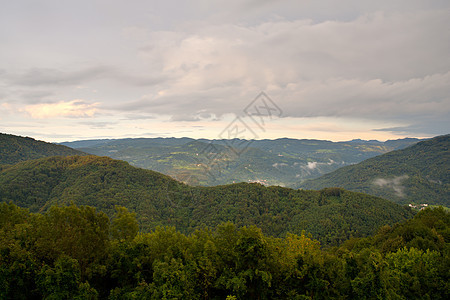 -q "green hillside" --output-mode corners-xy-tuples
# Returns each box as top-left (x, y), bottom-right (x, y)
(0, 155), (414, 246)
(300, 134), (450, 206)
(61, 137), (421, 187)
(0, 133), (85, 165)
